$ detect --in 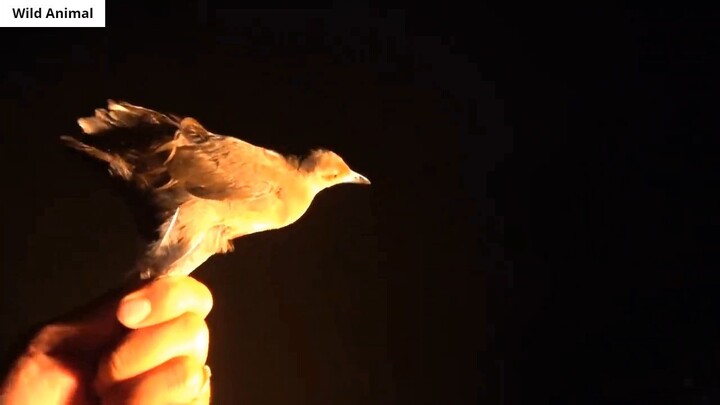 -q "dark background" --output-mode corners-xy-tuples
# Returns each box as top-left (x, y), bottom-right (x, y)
(1, 3), (719, 404)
